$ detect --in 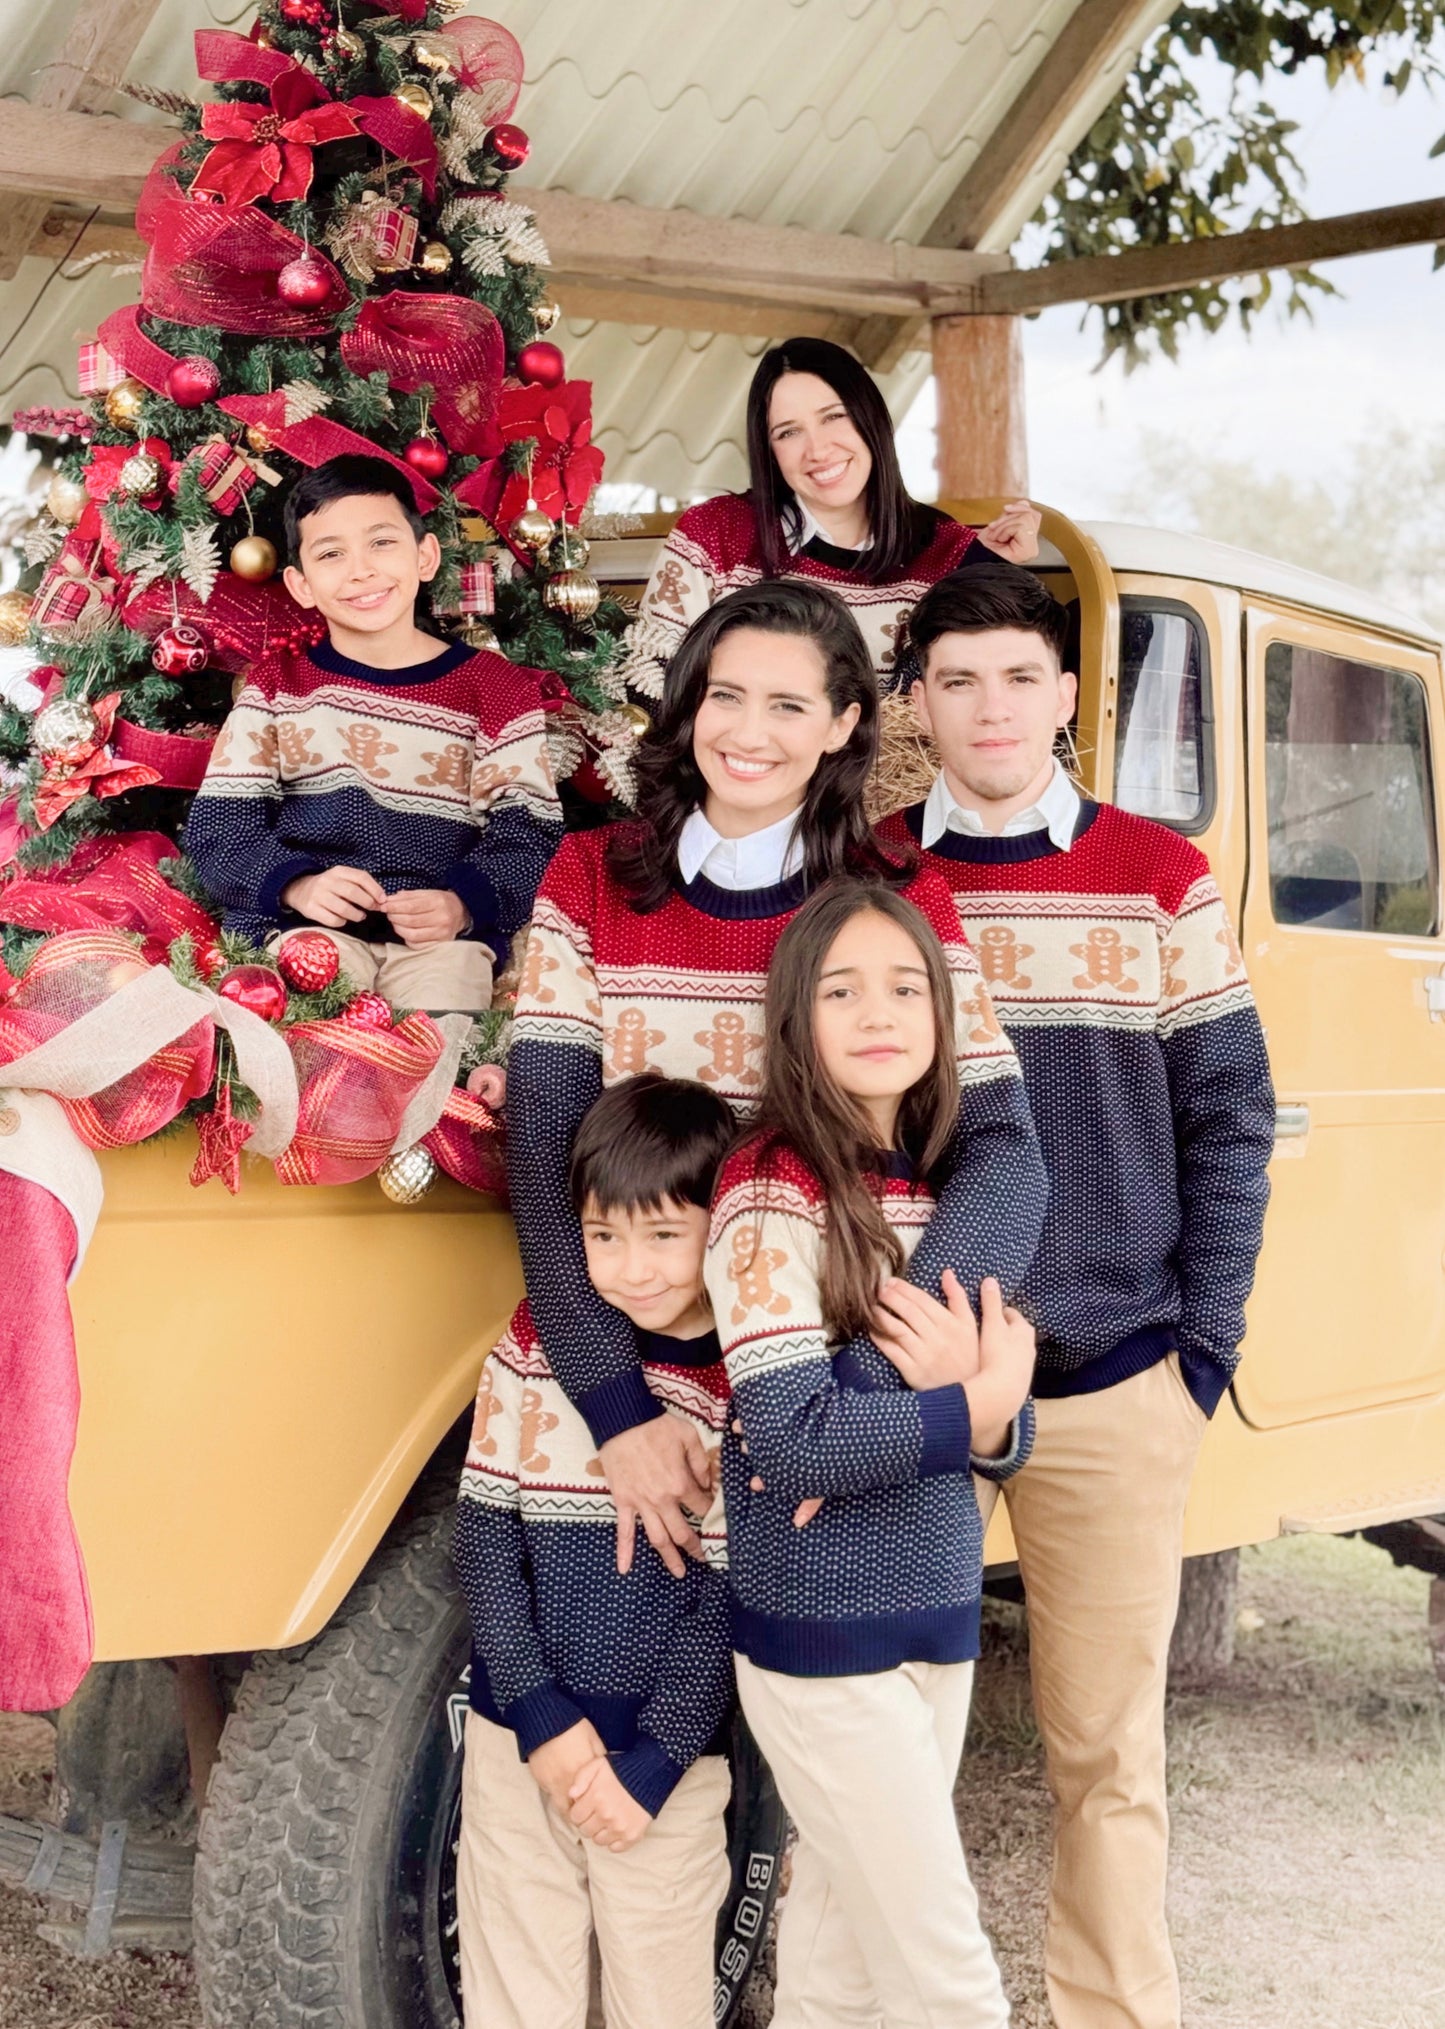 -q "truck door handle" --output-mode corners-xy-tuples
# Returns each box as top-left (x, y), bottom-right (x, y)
(1425, 971), (1445, 1022)
(1274, 1103), (1310, 1139)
